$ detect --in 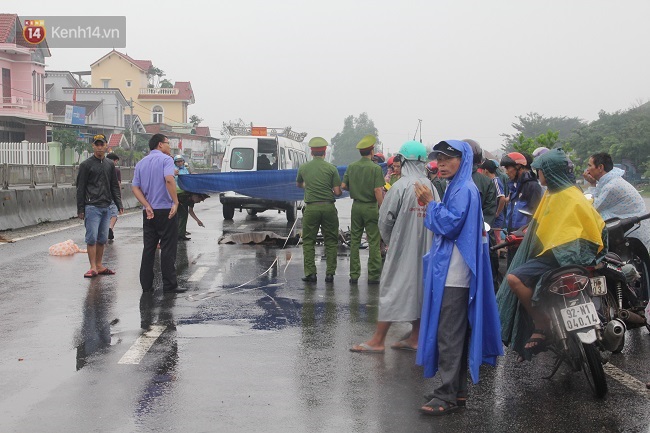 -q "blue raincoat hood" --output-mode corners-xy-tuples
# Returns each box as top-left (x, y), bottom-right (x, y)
(416, 140), (503, 382)
(441, 140), (474, 200)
